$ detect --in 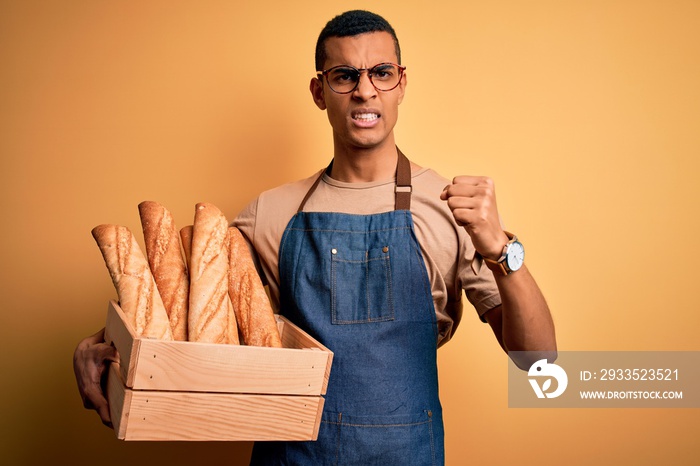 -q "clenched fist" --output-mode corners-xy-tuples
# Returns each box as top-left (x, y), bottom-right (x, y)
(440, 176), (509, 260)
